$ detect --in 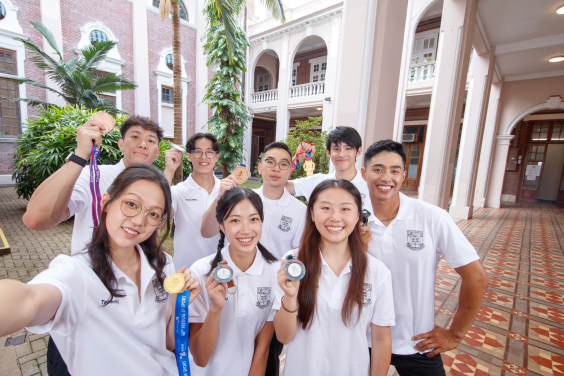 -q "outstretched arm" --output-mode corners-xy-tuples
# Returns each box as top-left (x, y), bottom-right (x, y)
(0, 279), (62, 337)
(370, 324), (391, 376)
(200, 175), (238, 238)
(273, 260), (299, 344)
